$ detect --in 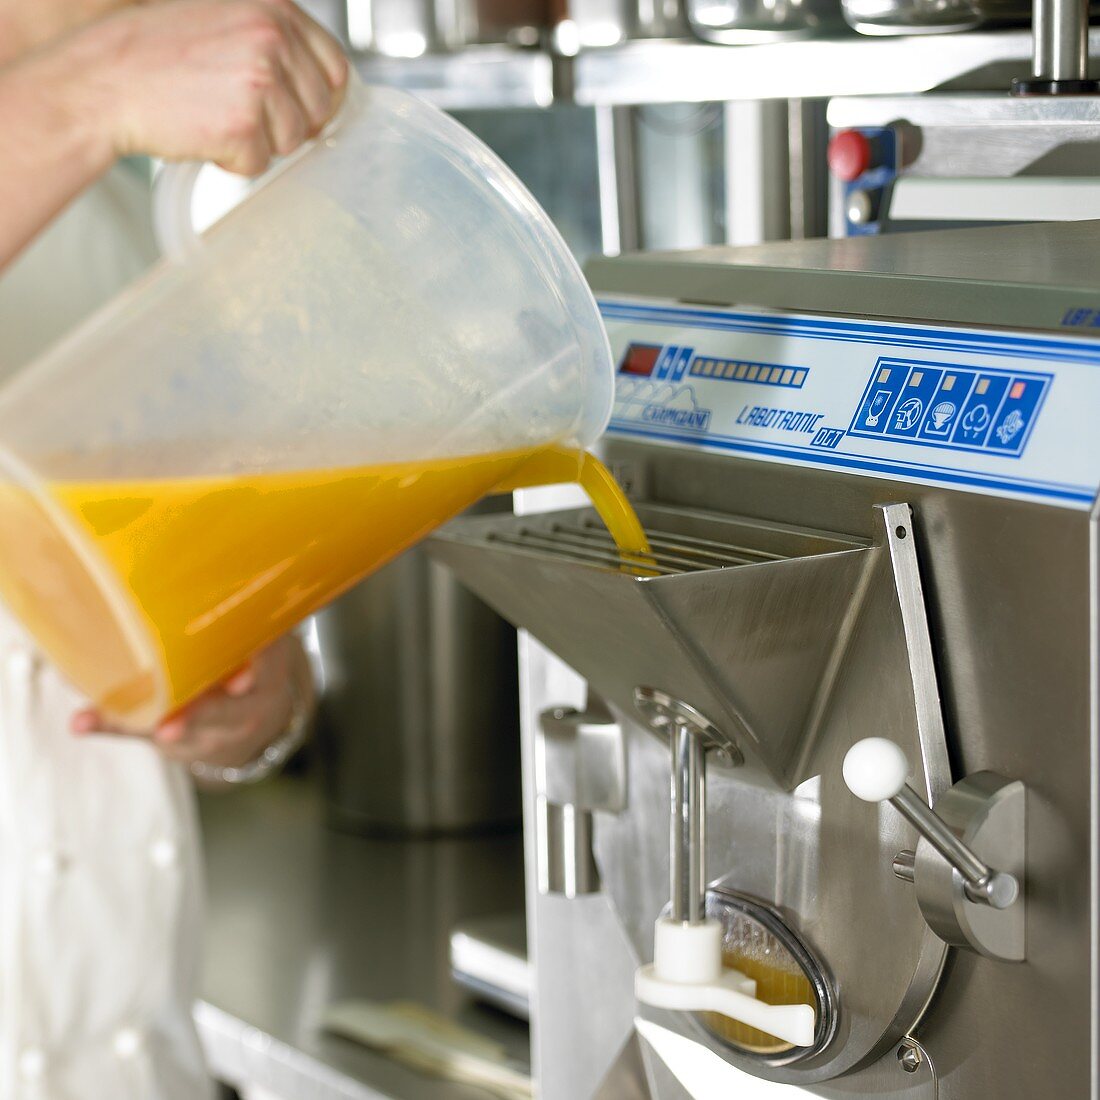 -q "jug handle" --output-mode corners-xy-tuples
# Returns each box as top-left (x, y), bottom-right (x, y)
(151, 70), (363, 262)
(152, 161), (206, 261)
